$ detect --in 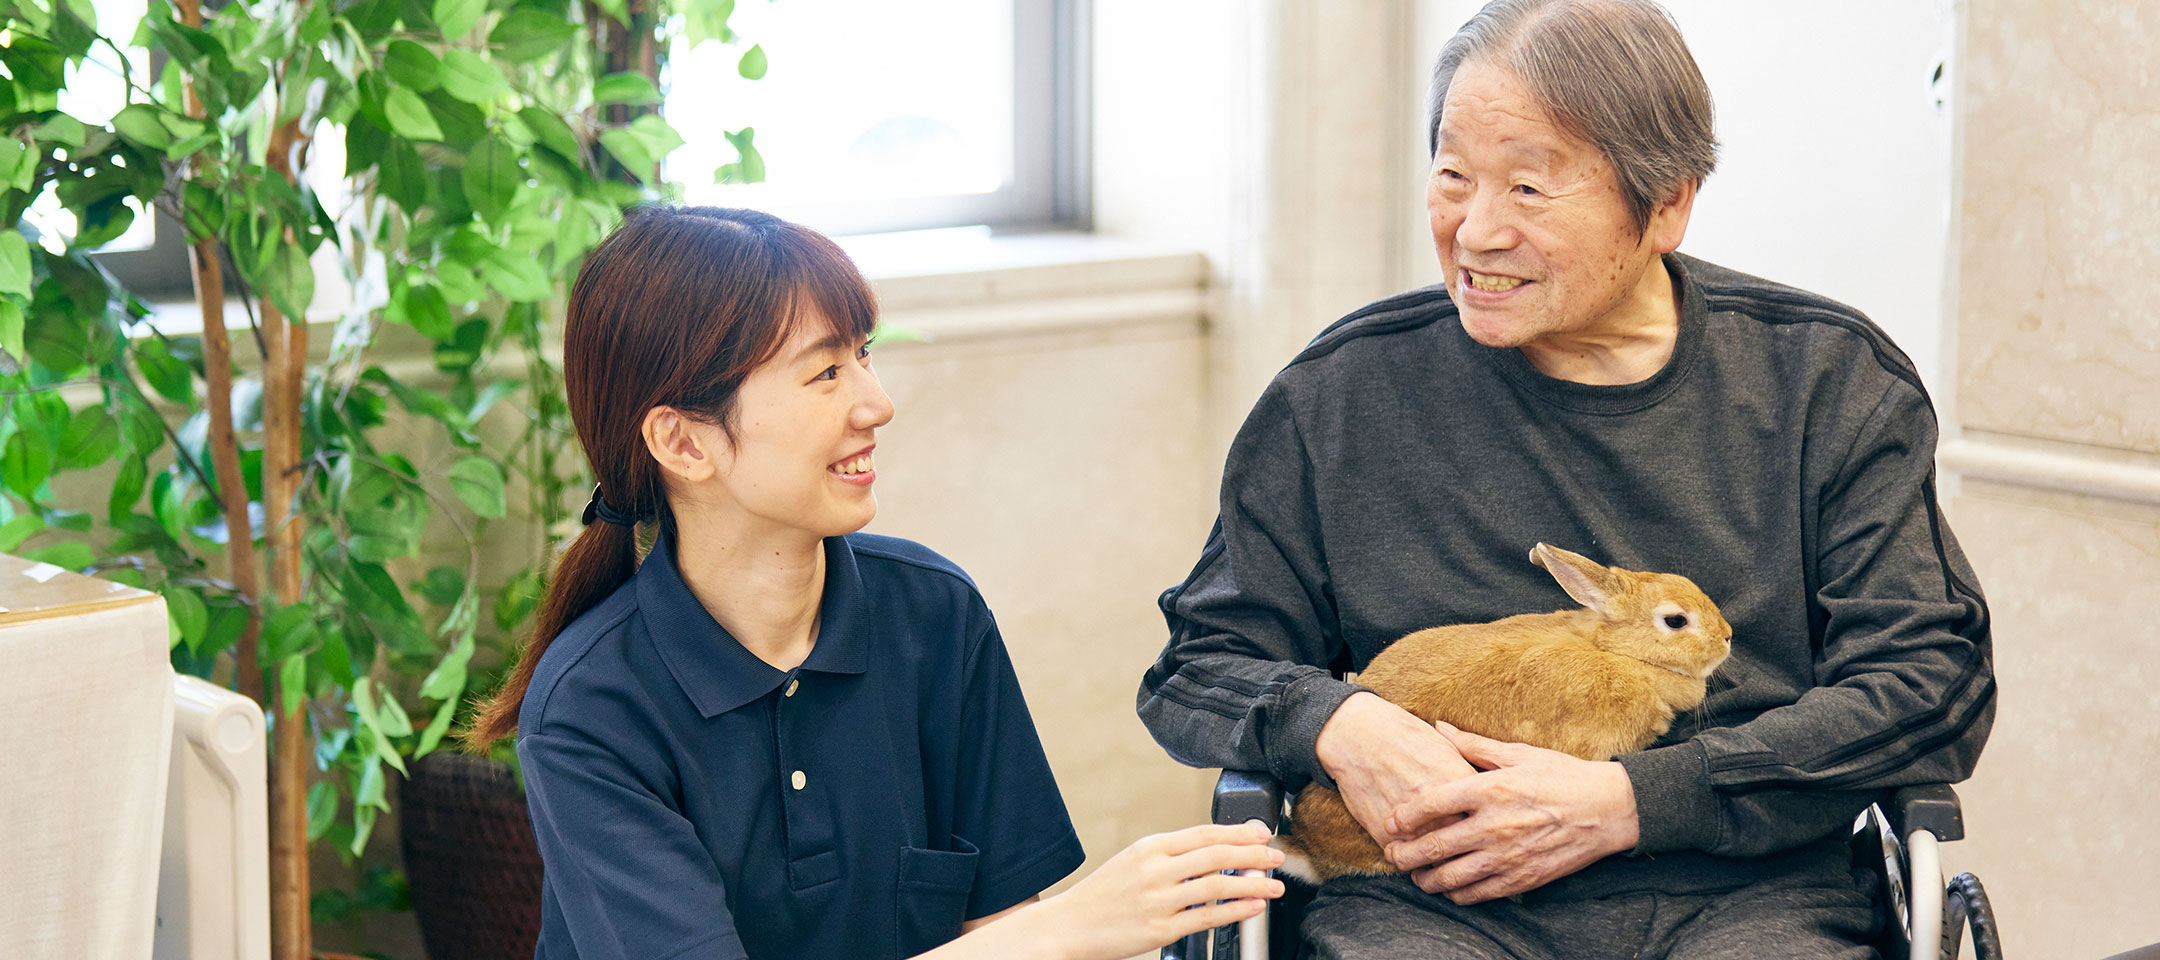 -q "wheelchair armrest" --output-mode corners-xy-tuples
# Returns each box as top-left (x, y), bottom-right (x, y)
(1212, 770), (1285, 832)
(1890, 783), (1966, 842)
